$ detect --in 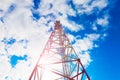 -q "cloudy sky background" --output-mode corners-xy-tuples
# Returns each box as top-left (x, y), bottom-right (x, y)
(0, 0), (120, 80)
